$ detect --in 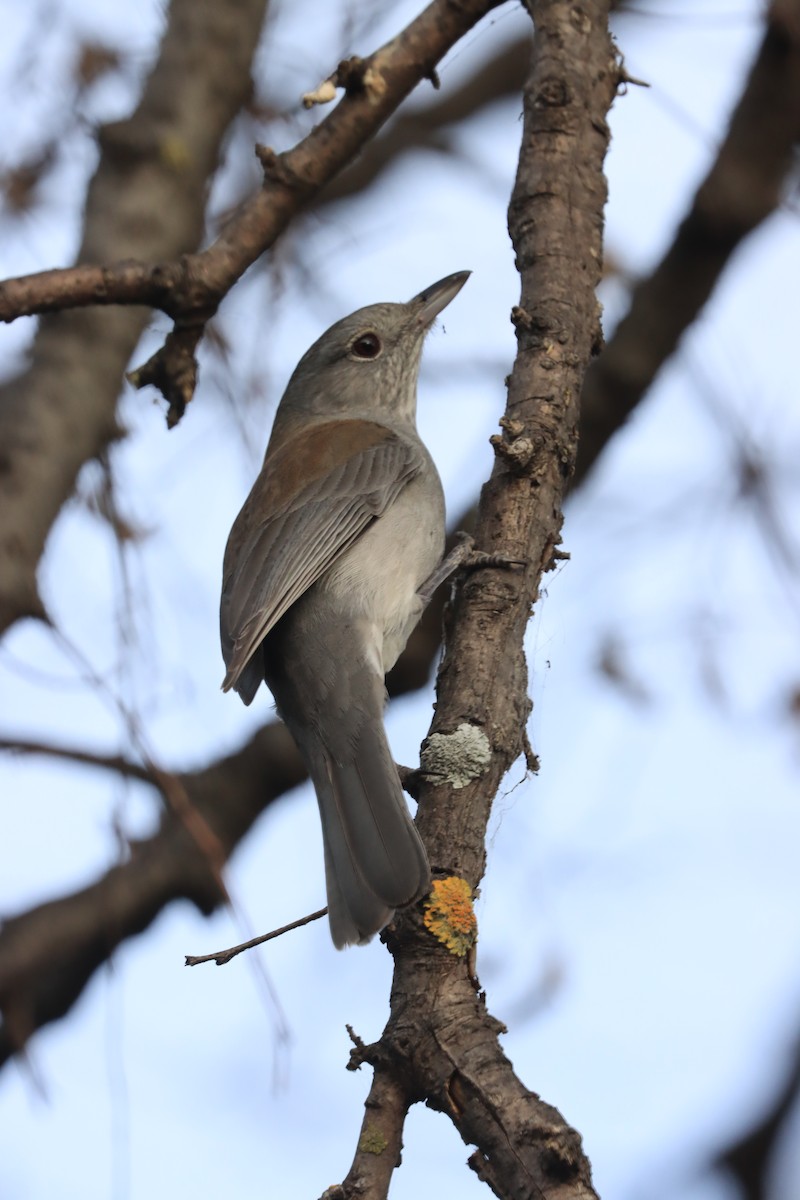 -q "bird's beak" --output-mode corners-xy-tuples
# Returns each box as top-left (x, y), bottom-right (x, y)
(411, 270), (471, 327)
